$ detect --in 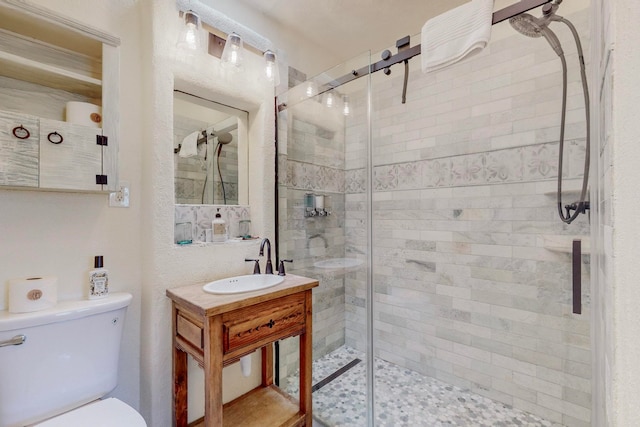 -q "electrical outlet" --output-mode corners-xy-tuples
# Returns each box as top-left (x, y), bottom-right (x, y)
(109, 181), (130, 208)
